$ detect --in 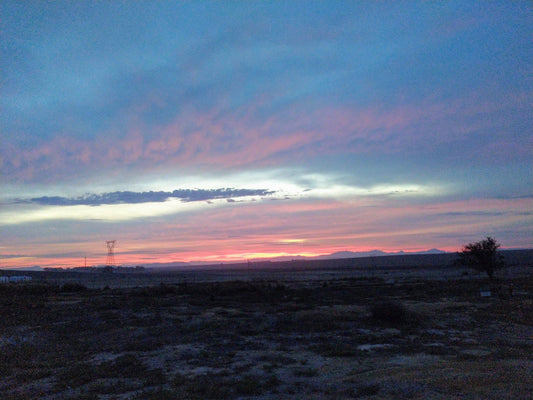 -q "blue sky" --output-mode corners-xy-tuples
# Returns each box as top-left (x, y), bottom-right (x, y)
(1, 1), (531, 268)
